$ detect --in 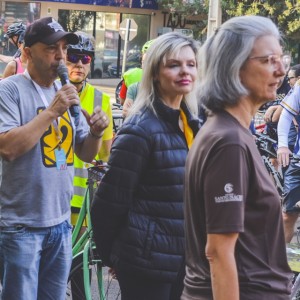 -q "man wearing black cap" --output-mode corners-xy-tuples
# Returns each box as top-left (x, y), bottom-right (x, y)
(0, 17), (109, 299)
